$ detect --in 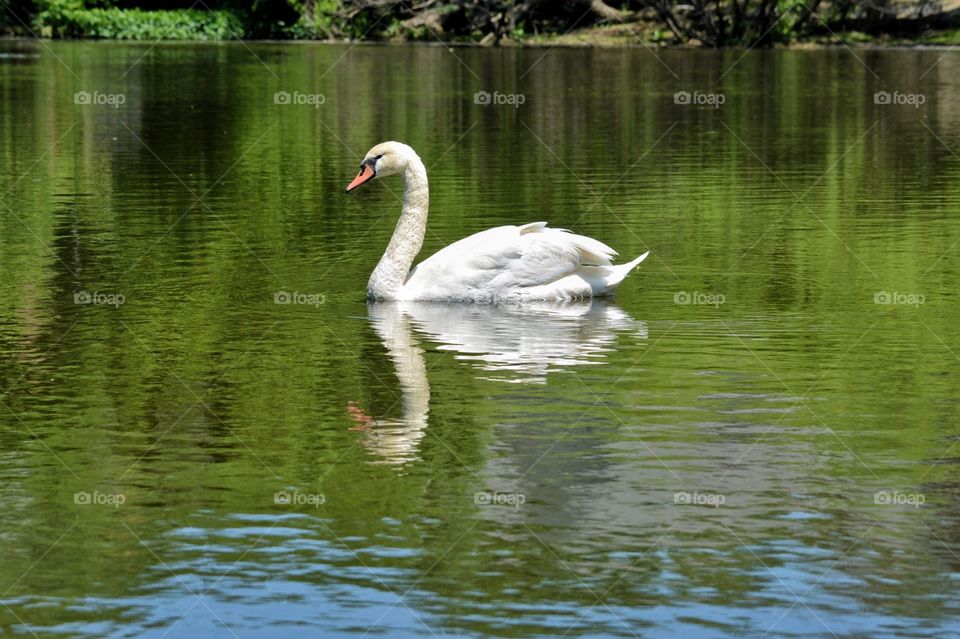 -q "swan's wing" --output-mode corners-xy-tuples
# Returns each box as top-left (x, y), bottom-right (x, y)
(404, 222), (618, 299)
(485, 222), (617, 288)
